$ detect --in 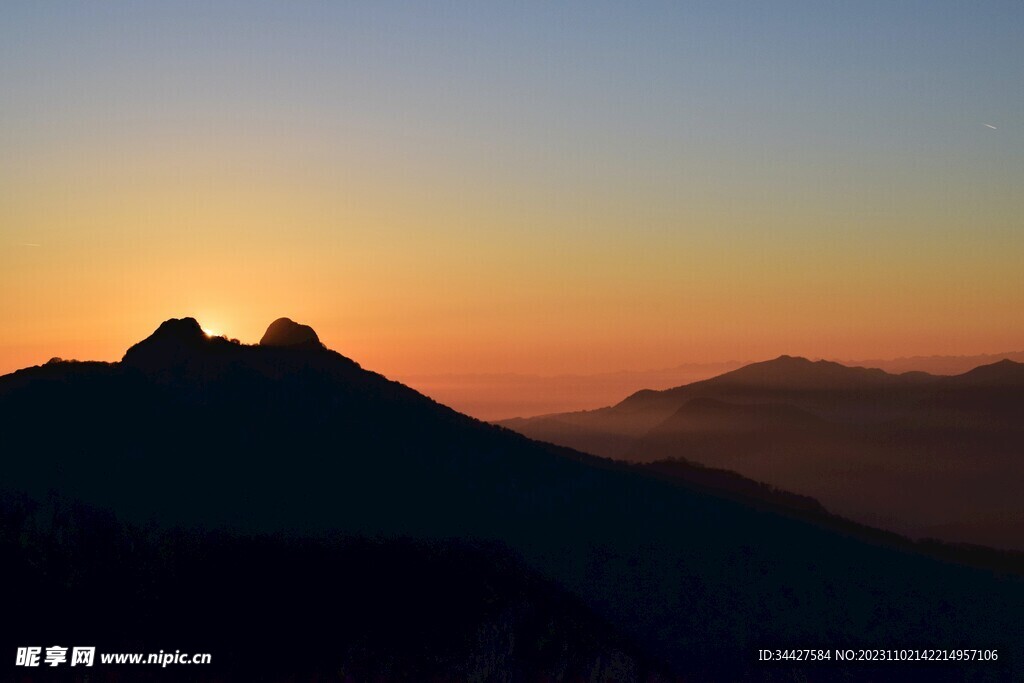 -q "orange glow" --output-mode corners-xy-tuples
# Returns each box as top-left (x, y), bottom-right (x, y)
(3, 1), (1023, 421)
(2, 81), (1021, 390)
(2, 151), (1022, 384)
